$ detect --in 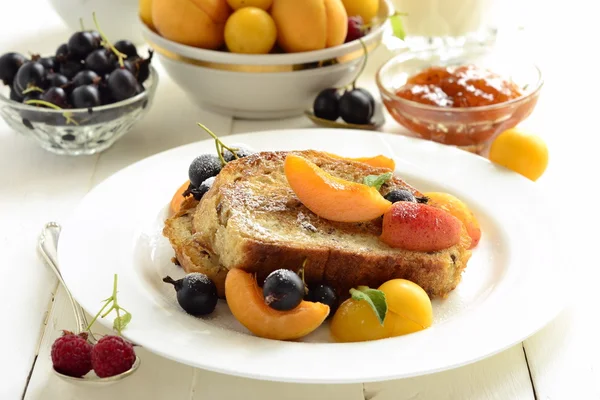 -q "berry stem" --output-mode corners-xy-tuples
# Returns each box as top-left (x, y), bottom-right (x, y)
(85, 298), (112, 332)
(92, 12), (127, 68)
(197, 123), (240, 166)
(79, 17), (85, 31)
(24, 100), (79, 125)
(350, 39), (369, 90)
(22, 86), (44, 94)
